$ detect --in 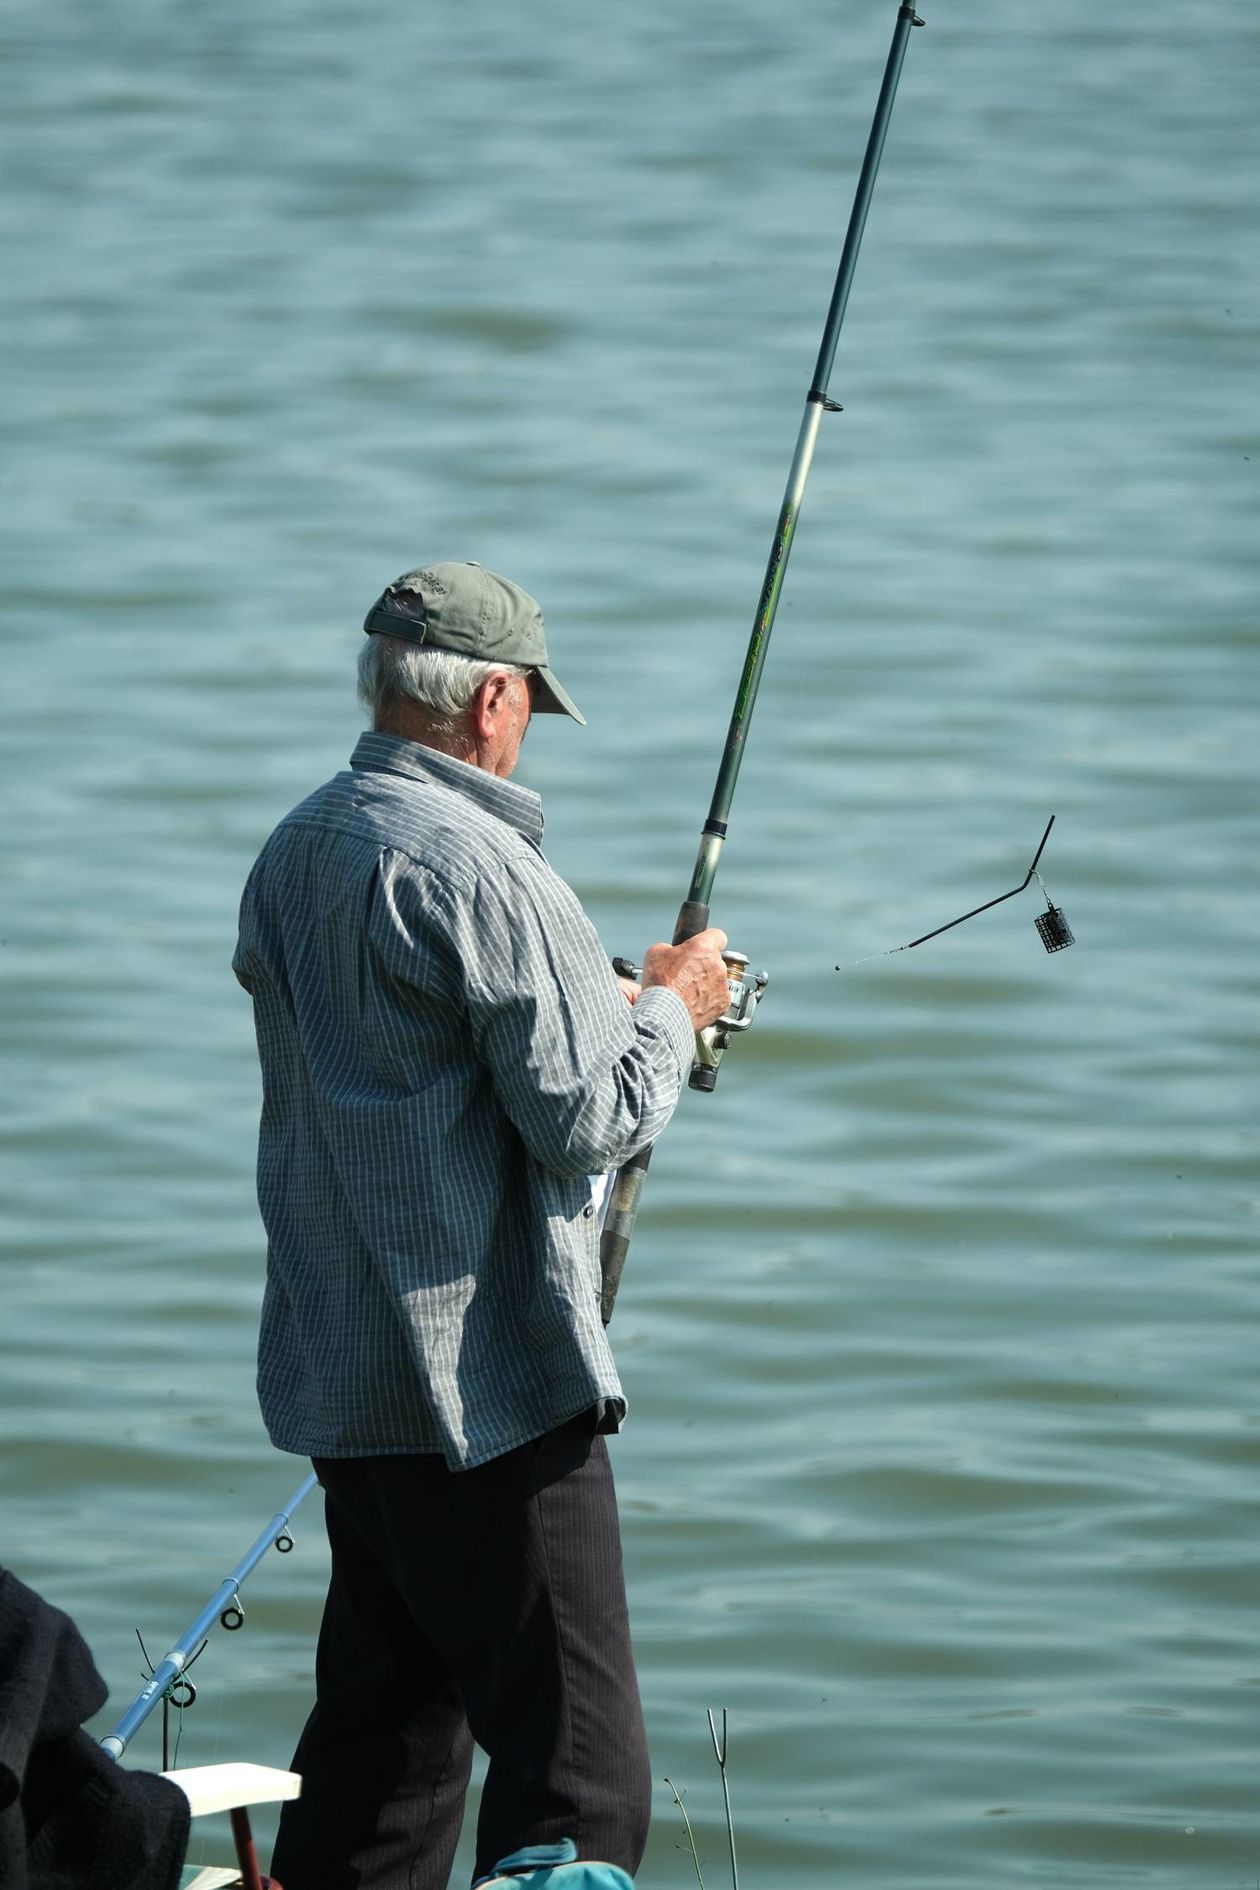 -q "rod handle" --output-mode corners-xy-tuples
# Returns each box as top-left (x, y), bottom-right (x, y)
(599, 1144), (654, 1324)
(673, 898), (711, 945)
